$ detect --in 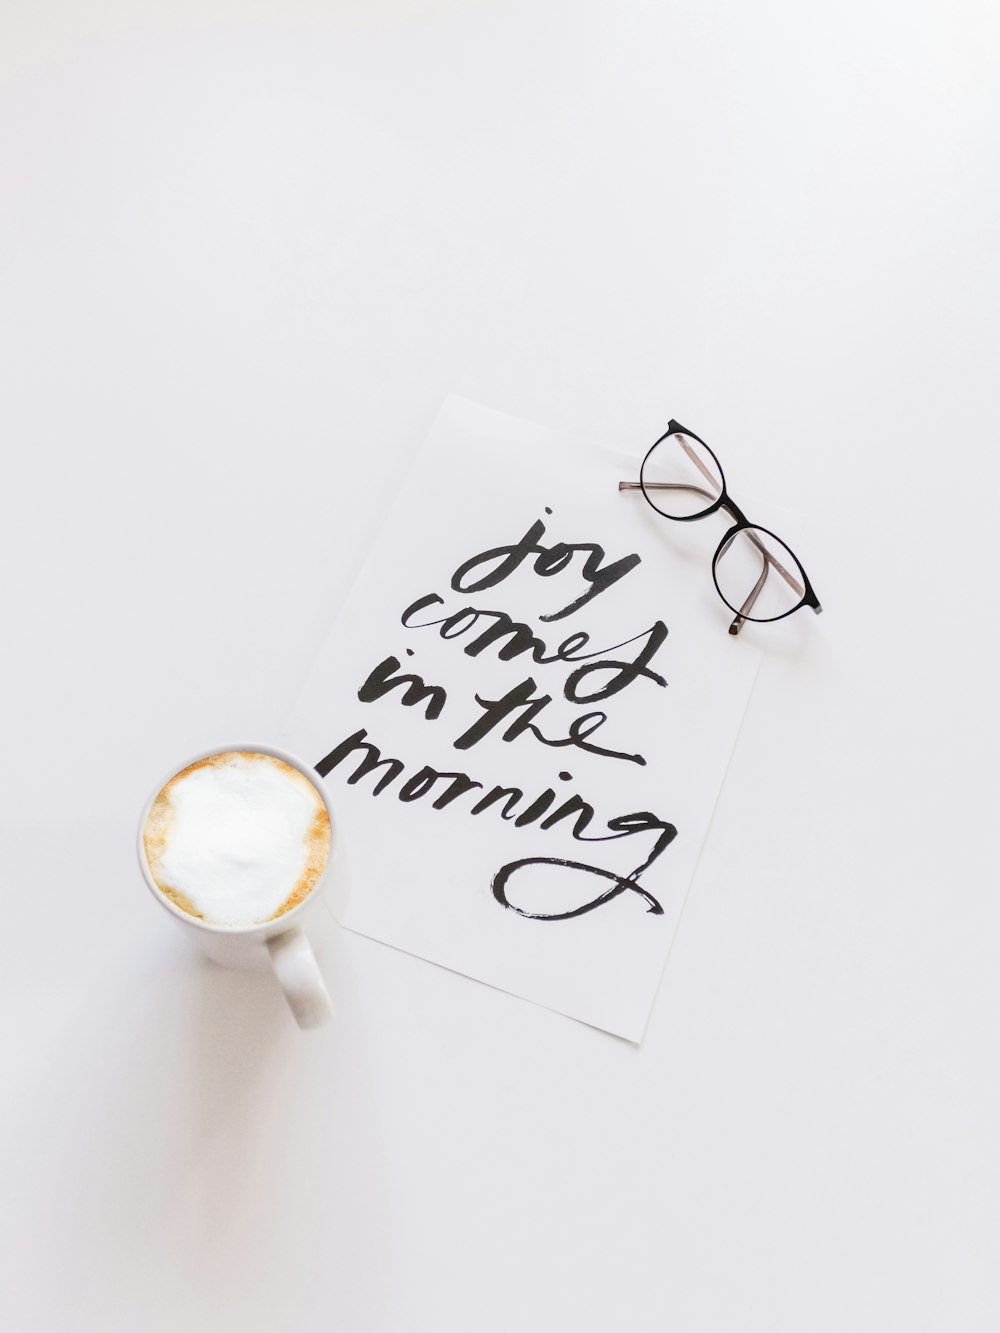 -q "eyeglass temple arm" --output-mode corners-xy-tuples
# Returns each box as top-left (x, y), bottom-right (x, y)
(727, 559), (769, 636)
(619, 480), (719, 503)
(678, 437), (720, 491)
(618, 479), (806, 633)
